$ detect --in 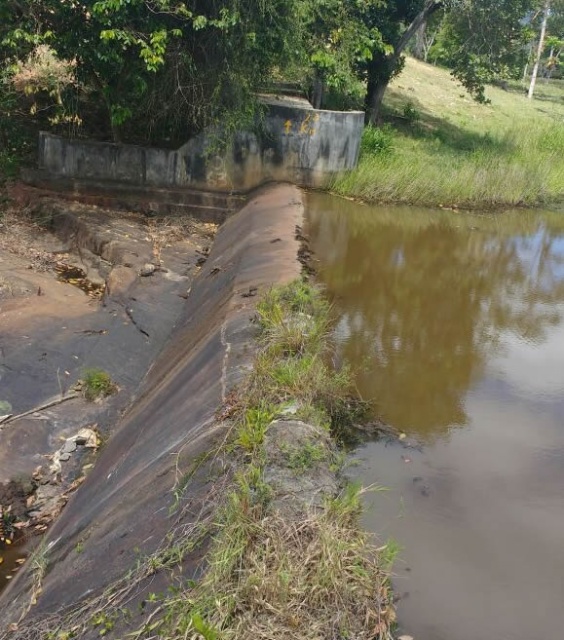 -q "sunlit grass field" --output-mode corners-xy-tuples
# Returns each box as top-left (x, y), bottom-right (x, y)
(332, 58), (564, 209)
